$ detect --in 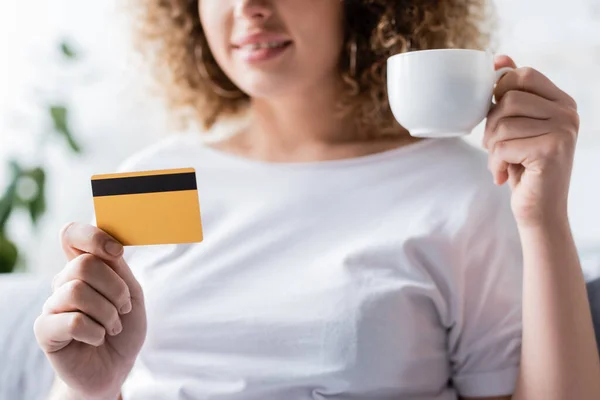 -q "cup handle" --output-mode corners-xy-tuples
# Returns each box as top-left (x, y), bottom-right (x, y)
(495, 66), (515, 82)
(491, 67), (515, 106)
